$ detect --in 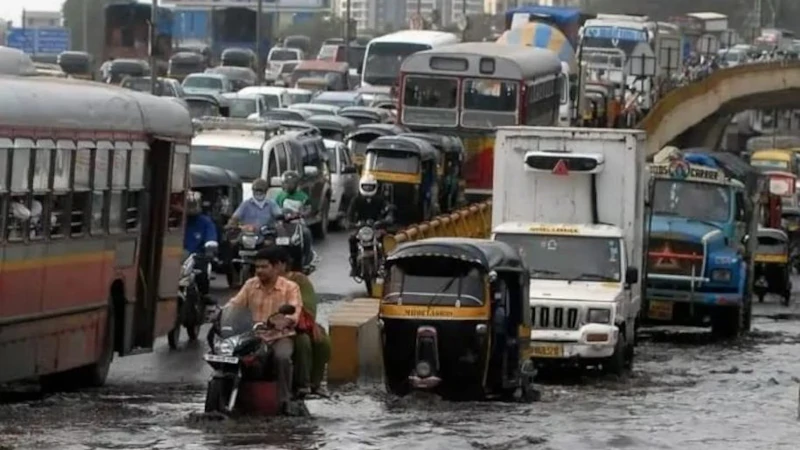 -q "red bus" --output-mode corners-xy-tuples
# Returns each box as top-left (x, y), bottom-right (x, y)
(0, 76), (193, 388)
